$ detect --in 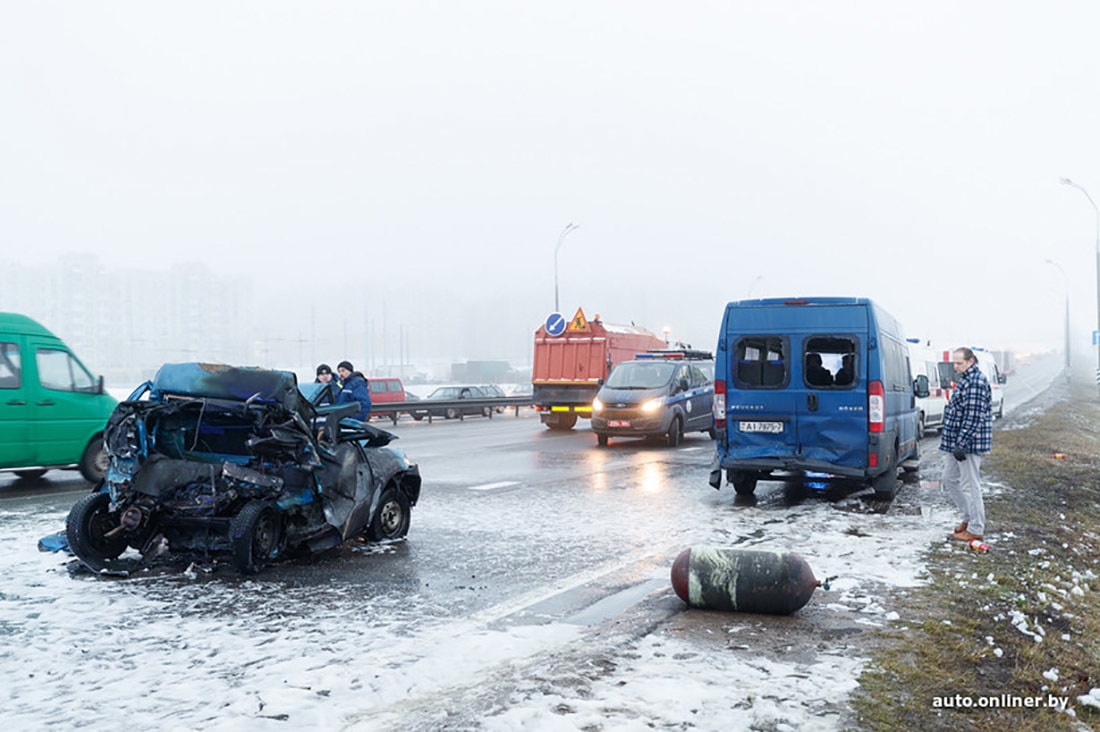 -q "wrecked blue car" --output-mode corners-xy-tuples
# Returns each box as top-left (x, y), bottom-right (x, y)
(60, 362), (421, 575)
